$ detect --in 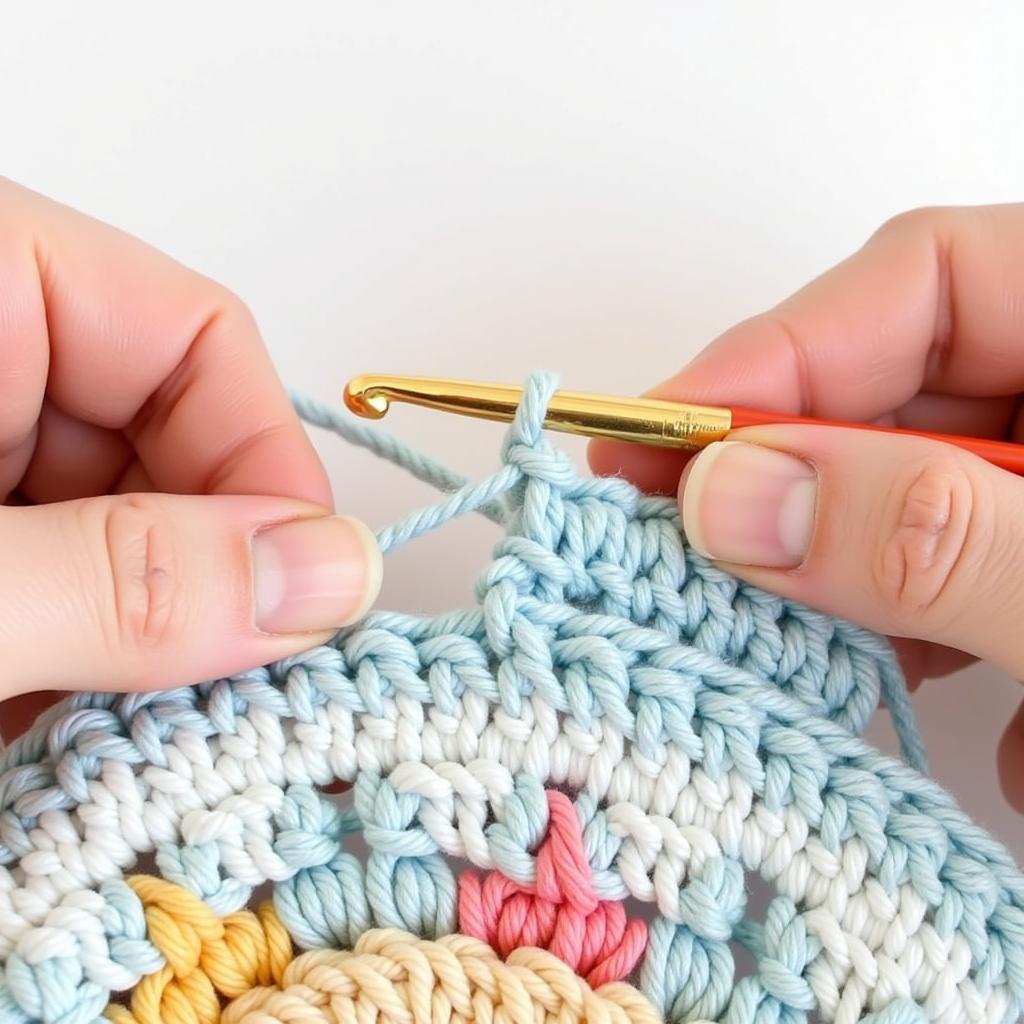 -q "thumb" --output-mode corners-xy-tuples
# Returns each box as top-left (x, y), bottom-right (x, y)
(0, 493), (382, 697)
(678, 425), (1024, 678)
